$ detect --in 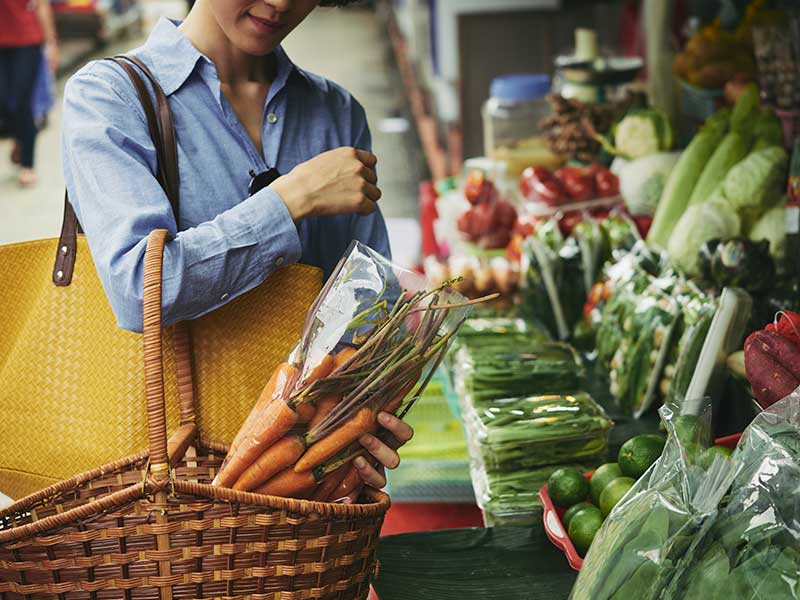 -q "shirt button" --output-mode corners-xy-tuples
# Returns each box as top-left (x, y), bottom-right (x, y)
(275, 256), (285, 266)
(267, 113), (278, 124)
(220, 293), (229, 301)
